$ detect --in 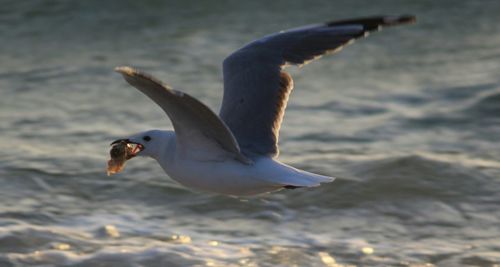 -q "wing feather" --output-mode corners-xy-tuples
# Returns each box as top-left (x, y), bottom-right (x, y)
(220, 15), (415, 157)
(115, 66), (250, 163)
